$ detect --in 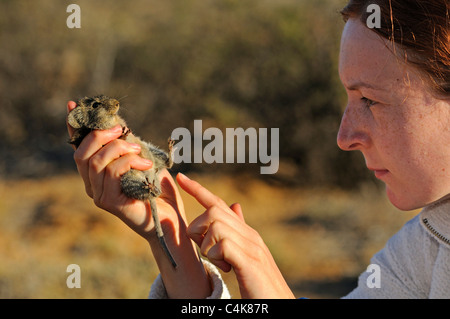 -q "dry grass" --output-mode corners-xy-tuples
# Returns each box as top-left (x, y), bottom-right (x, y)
(0, 173), (417, 298)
